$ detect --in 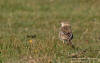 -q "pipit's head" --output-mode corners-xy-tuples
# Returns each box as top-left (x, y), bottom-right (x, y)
(61, 22), (70, 27)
